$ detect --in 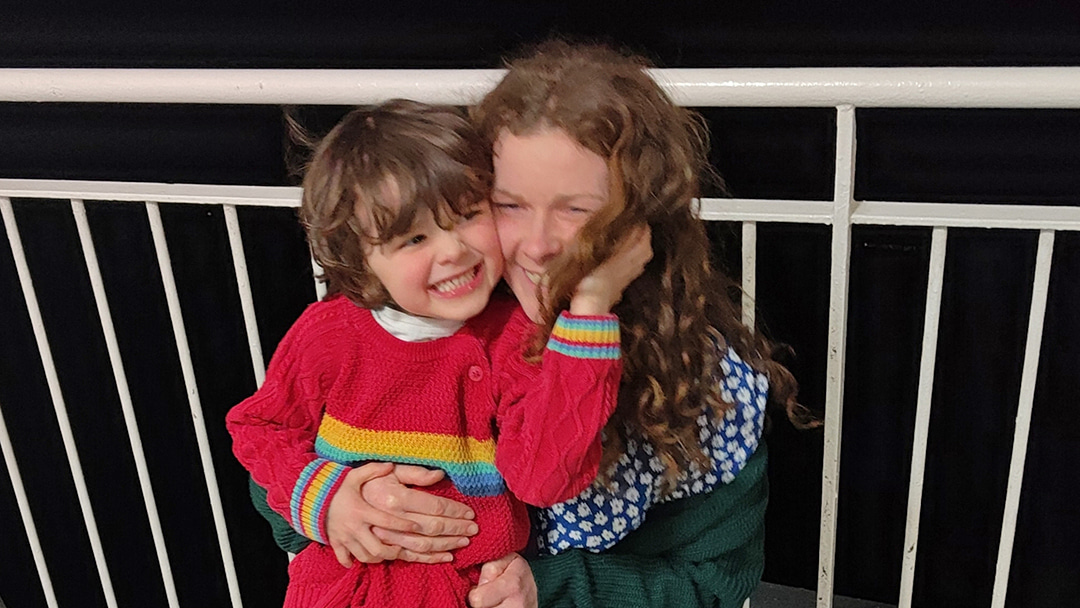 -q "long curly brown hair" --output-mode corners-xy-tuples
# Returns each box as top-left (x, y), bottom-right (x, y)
(297, 99), (493, 307)
(474, 41), (811, 491)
